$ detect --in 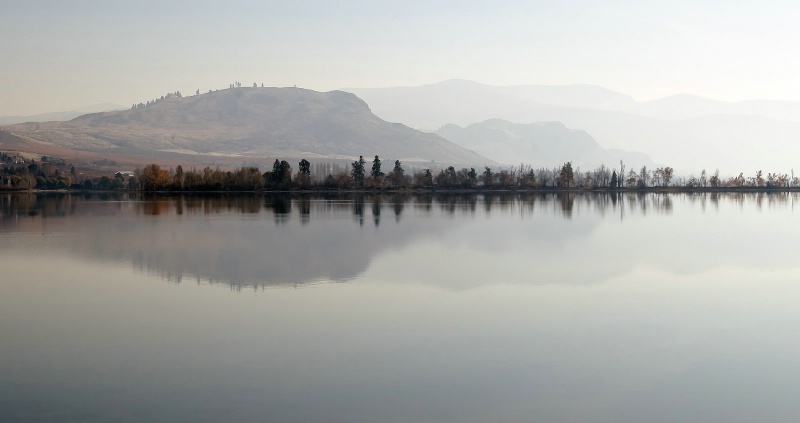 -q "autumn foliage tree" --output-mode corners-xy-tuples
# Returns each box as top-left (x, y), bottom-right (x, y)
(140, 164), (170, 191)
